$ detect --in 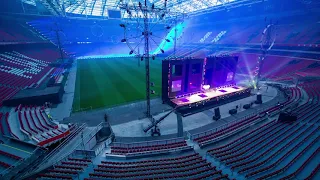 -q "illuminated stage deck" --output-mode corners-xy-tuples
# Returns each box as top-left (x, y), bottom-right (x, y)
(171, 86), (248, 106)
